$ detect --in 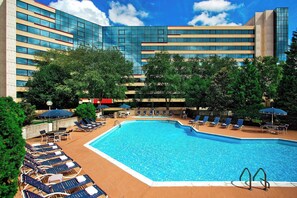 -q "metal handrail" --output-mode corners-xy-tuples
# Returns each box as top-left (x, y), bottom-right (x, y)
(114, 120), (121, 127)
(239, 167), (252, 190)
(253, 168), (270, 191)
